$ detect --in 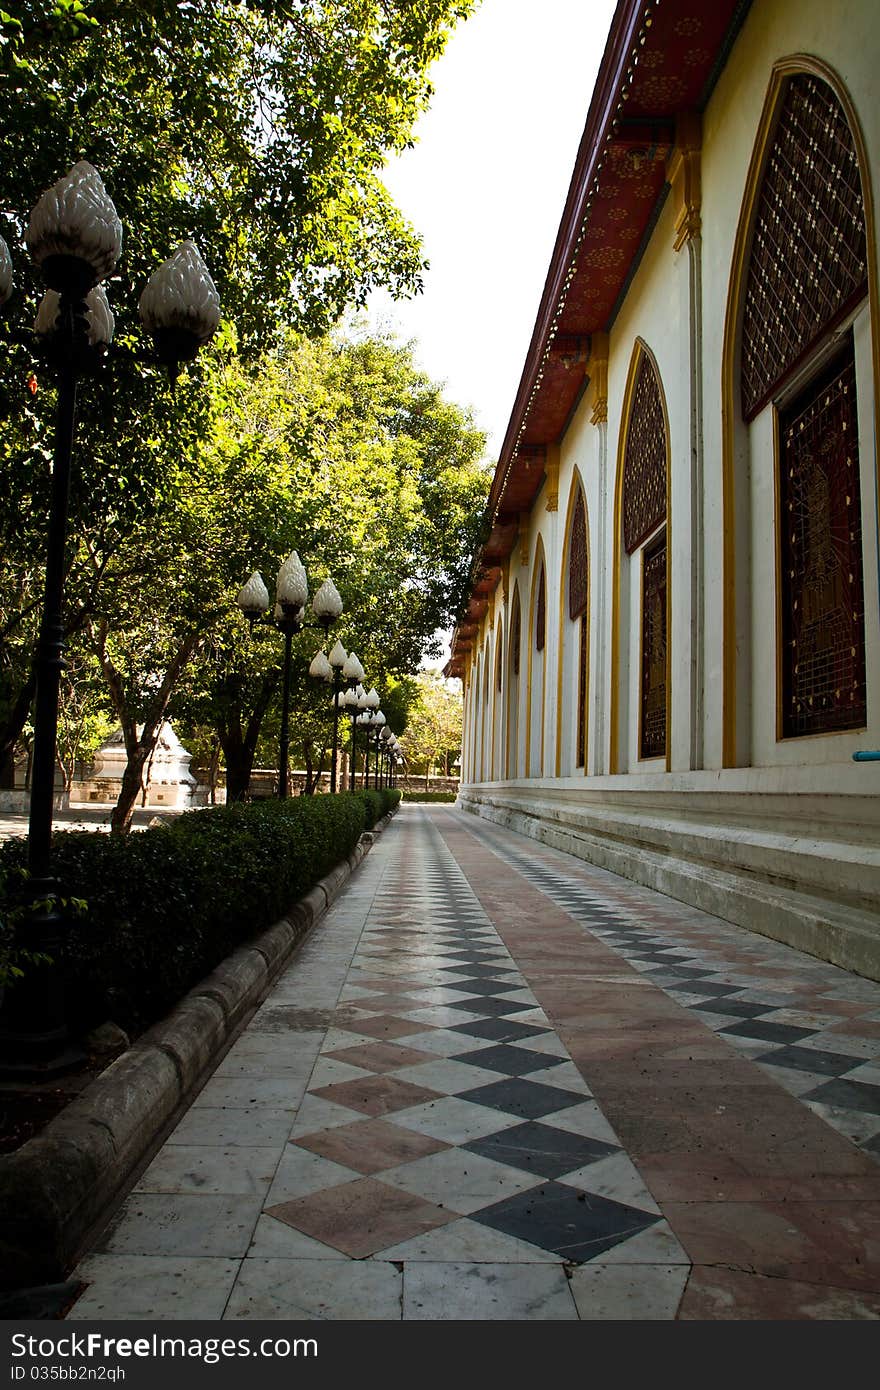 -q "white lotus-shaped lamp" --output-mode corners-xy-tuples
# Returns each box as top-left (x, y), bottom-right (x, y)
(312, 578), (343, 626)
(26, 162), (122, 294)
(236, 571), (270, 619)
(139, 240), (220, 380)
(309, 649), (333, 682)
(34, 285), (114, 351)
(342, 650), (363, 682)
(276, 550), (309, 614)
(328, 639), (348, 670)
